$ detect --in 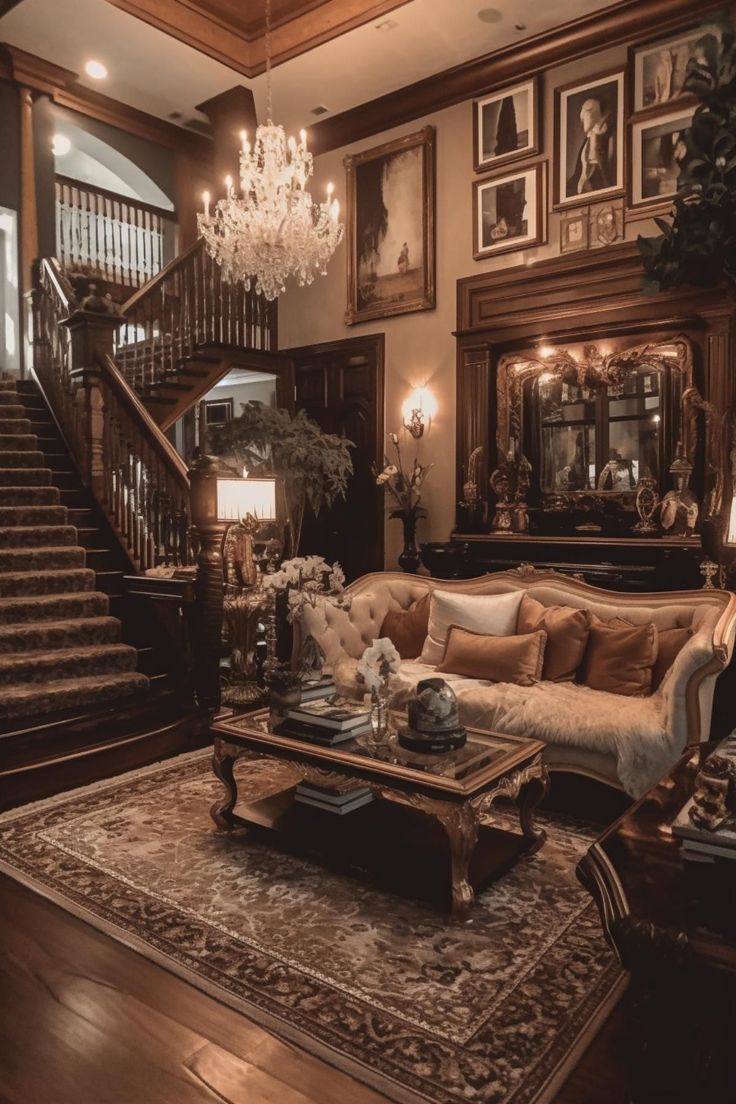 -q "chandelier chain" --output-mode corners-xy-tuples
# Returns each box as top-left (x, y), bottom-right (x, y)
(265, 0), (273, 123)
